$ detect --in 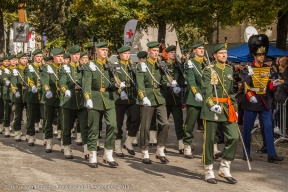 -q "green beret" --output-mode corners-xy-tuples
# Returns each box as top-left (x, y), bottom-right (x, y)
(117, 46), (130, 53)
(8, 55), (16, 60)
(240, 62), (247, 66)
(51, 48), (64, 55)
(191, 41), (204, 49)
(2, 56), (8, 61)
(32, 49), (42, 55)
(80, 52), (88, 58)
(147, 41), (160, 48)
(17, 53), (26, 58)
(0, 57), (3, 61)
(137, 51), (147, 58)
(44, 56), (53, 61)
(64, 53), (70, 59)
(68, 45), (80, 54)
(165, 45), (176, 52)
(95, 42), (108, 48)
(213, 44), (227, 53)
